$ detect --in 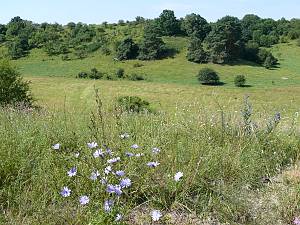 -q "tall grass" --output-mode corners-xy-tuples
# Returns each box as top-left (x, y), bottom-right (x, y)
(0, 97), (299, 224)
